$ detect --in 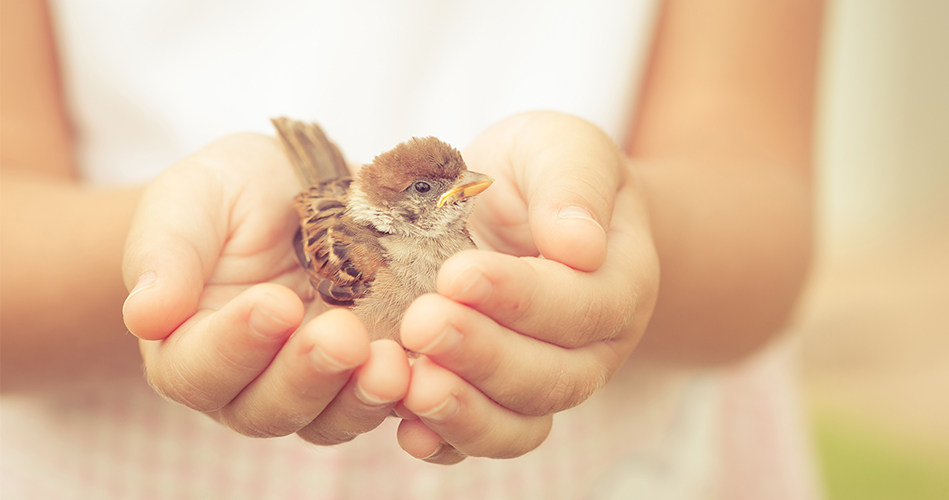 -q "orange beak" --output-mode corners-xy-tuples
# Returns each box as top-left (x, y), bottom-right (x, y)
(436, 170), (494, 208)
